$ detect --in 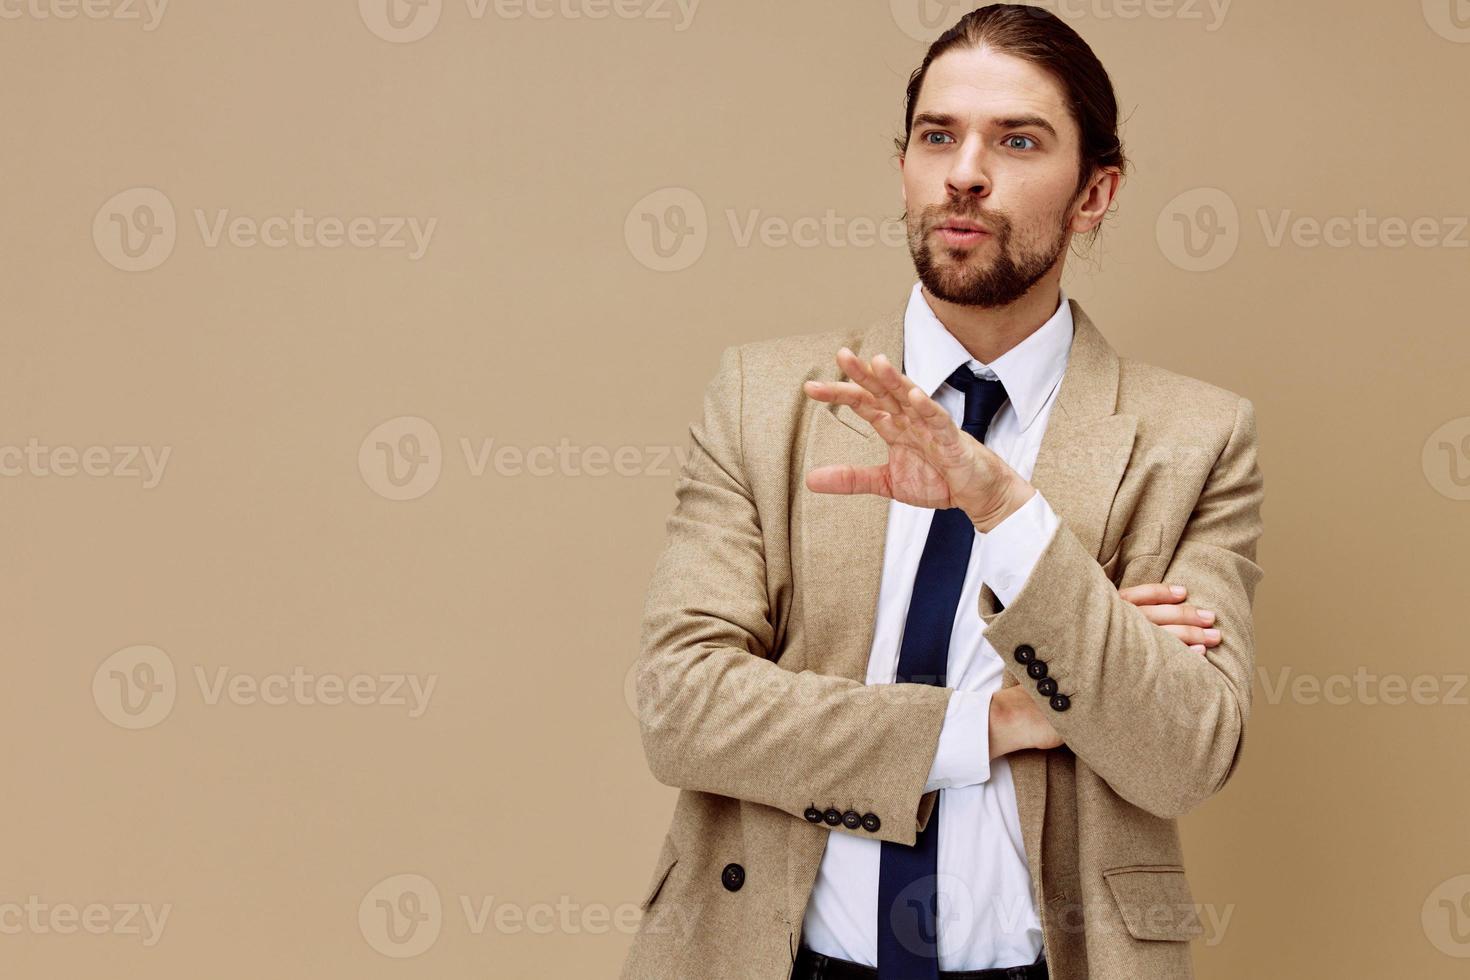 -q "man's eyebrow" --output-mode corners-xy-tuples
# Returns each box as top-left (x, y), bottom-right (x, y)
(910, 111), (1059, 139)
